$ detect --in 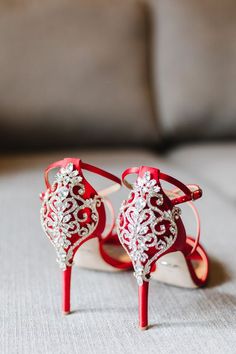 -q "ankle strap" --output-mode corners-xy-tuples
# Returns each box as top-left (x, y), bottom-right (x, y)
(44, 158), (121, 197)
(122, 166), (202, 205)
(167, 188), (201, 256)
(159, 172), (202, 205)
